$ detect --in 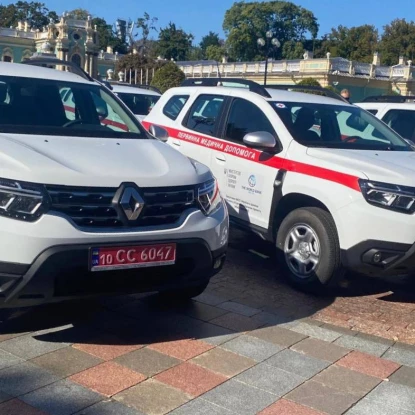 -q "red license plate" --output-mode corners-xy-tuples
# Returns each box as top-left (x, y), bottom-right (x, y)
(90, 243), (176, 272)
